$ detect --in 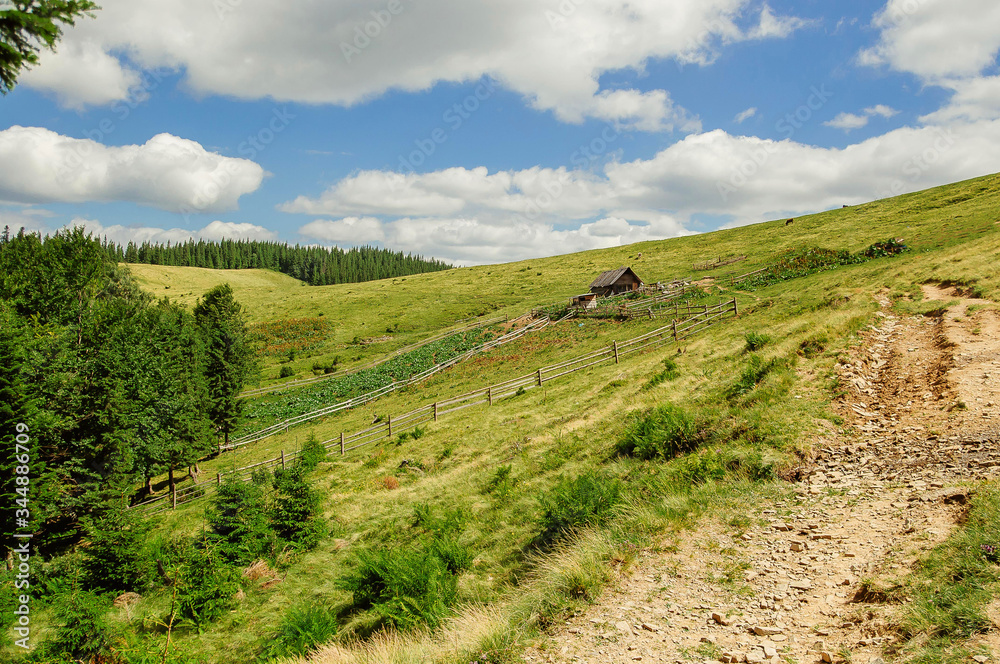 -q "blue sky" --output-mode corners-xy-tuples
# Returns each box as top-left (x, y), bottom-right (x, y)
(2, 0), (999, 264)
